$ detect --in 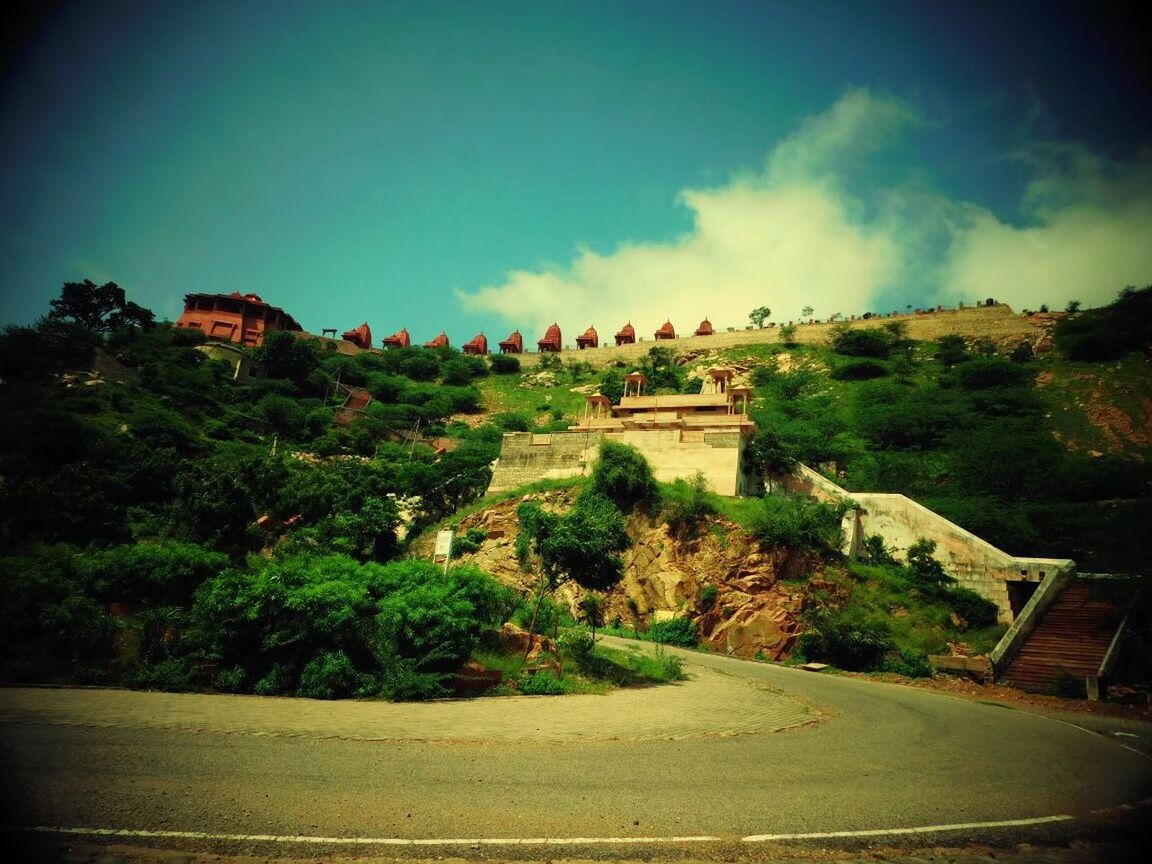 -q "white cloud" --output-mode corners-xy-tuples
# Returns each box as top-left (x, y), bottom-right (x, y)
(938, 145), (1152, 310)
(458, 90), (1152, 334)
(459, 90), (910, 336)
